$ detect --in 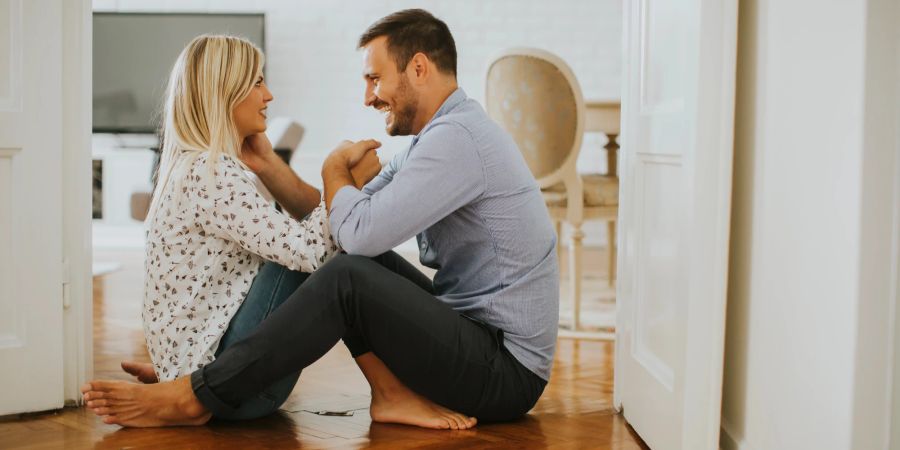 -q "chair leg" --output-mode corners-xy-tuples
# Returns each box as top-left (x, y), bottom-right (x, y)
(569, 224), (584, 330)
(554, 220), (562, 257)
(607, 220), (617, 287)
